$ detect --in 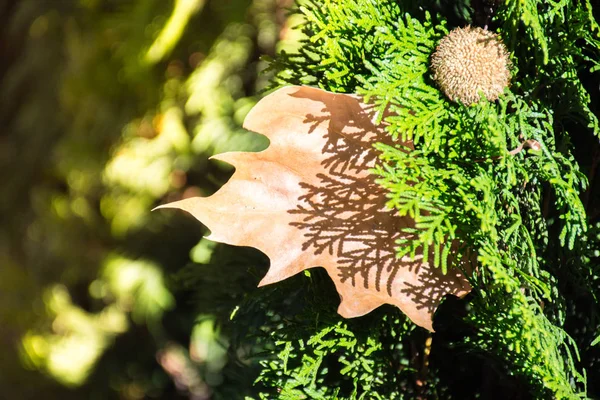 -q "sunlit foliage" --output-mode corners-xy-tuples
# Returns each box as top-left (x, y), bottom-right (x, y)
(260, 0), (600, 398)
(3, 0), (600, 398)
(0, 0), (290, 397)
